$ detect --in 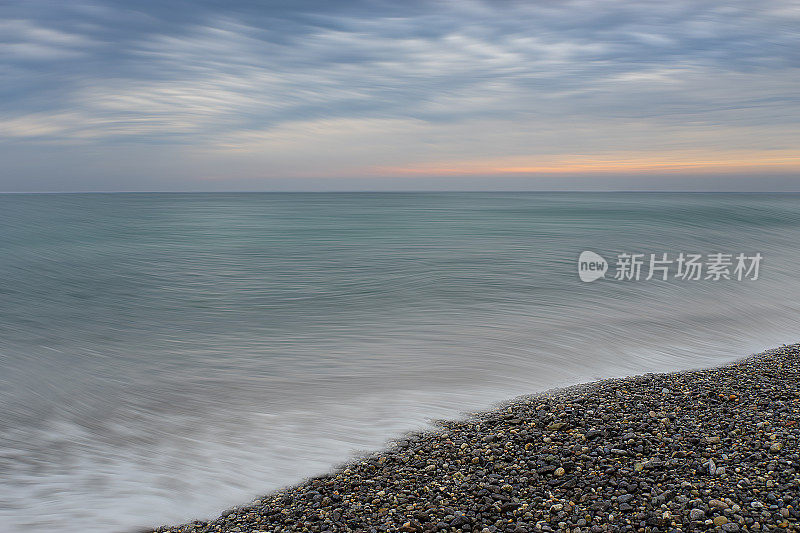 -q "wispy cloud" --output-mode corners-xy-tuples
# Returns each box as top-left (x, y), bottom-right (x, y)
(0, 0), (798, 188)
(0, 18), (97, 62)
